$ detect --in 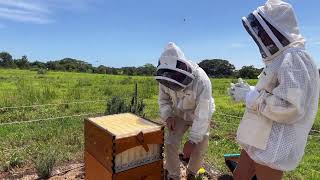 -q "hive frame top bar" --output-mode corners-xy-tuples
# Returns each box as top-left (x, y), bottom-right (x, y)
(87, 113), (162, 139)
